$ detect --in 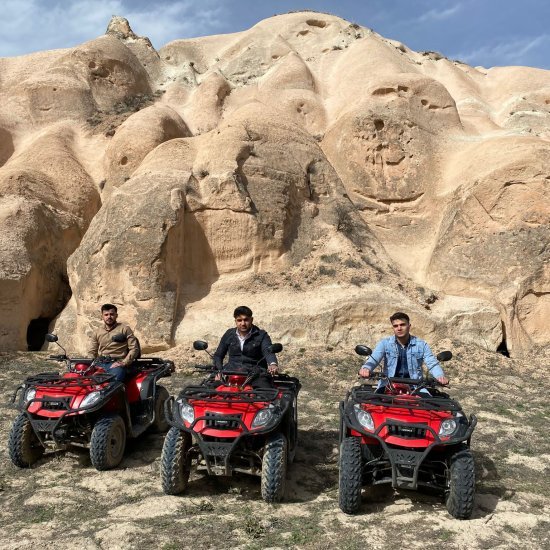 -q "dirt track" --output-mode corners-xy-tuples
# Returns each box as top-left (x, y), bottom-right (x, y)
(1, 343), (549, 550)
